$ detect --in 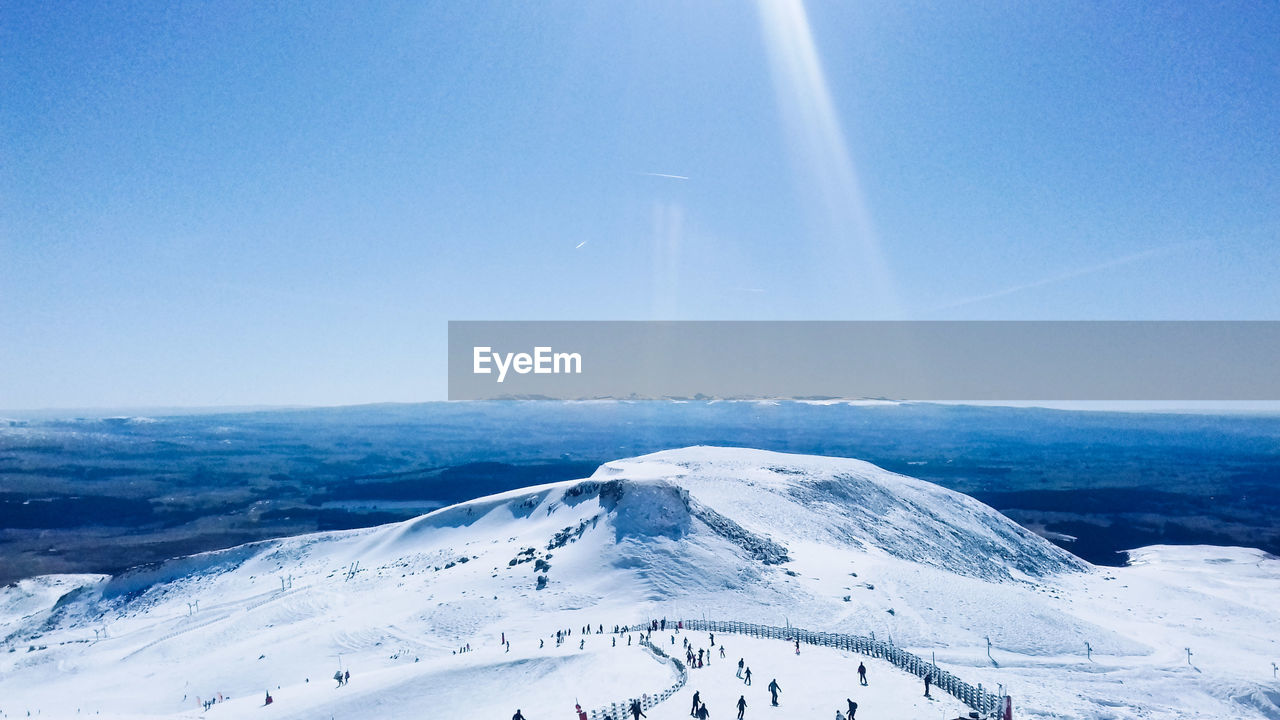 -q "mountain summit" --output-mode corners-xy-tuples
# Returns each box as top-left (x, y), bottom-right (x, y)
(1, 448), (1276, 719)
